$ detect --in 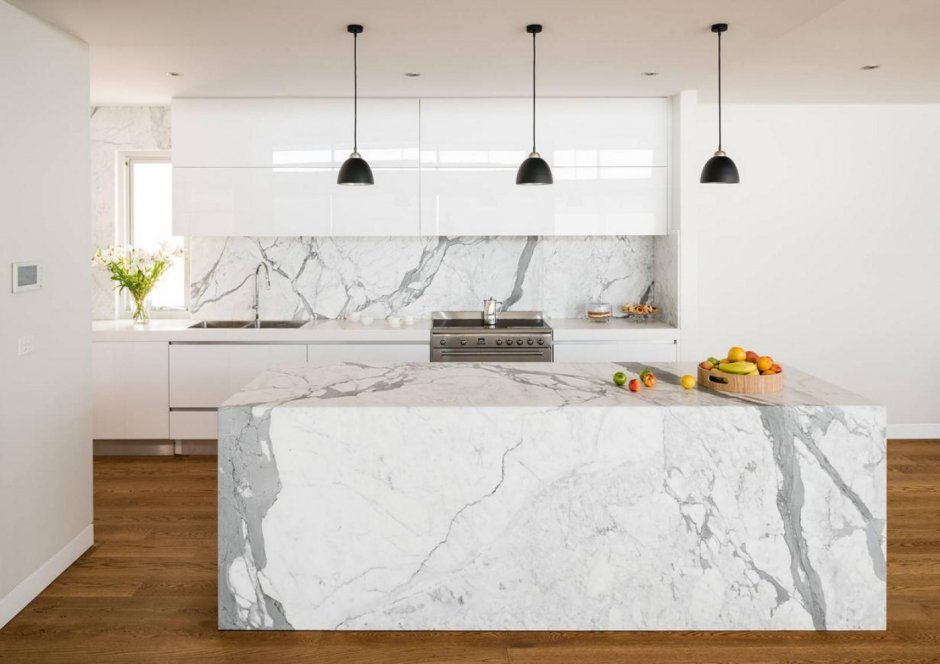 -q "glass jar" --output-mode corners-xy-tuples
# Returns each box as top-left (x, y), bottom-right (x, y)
(586, 301), (612, 323)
